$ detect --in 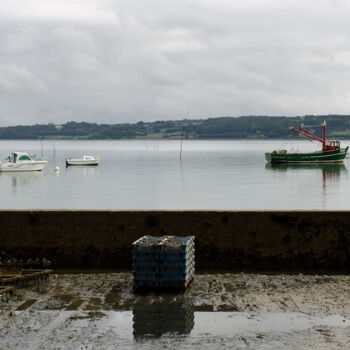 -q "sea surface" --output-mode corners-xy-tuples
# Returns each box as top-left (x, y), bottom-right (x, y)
(0, 139), (349, 210)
